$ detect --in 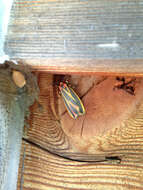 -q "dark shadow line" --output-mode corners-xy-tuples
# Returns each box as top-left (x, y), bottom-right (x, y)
(22, 137), (121, 163)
